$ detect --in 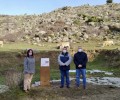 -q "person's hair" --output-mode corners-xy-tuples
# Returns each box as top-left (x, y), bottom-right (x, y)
(26, 49), (34, 57)
(63, 46), (67, 49)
